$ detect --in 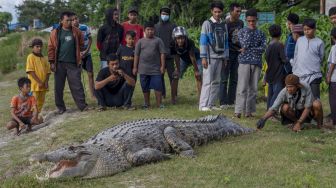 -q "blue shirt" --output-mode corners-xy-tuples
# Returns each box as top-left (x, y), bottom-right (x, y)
(79, 24), (91, 54)
(285, 34), (296, 60)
